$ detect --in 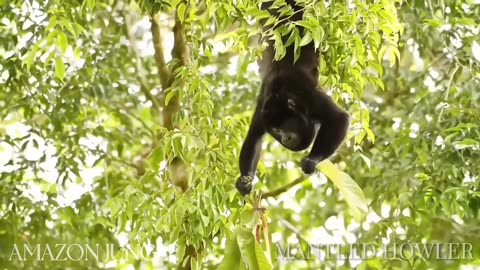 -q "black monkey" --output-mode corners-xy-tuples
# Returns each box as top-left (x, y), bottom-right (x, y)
(236, 0), (350, 196)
